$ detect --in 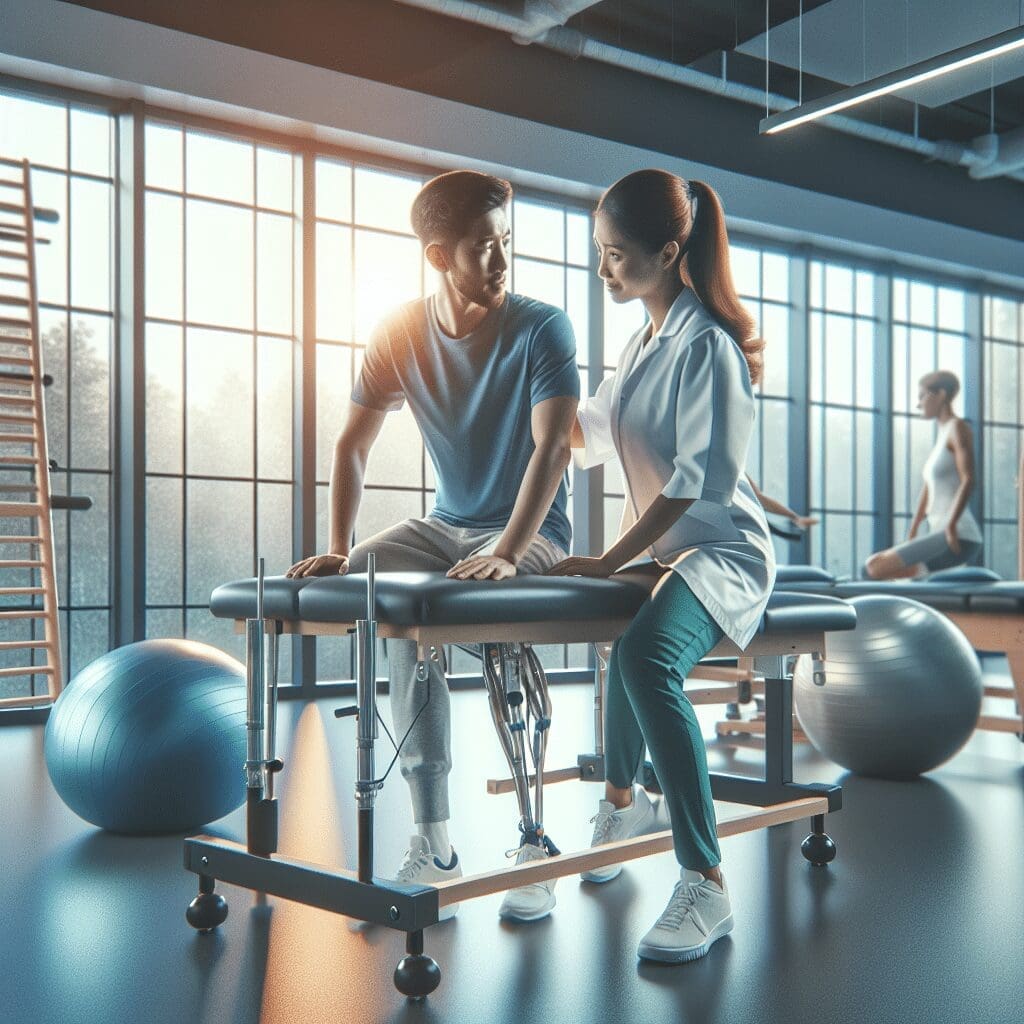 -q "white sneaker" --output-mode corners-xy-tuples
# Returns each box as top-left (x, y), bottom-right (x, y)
(637, 870), (733, 963)
(582, 786), (664, 884)
(498, 840), (557, 922)
(393, 835), (463, 922)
